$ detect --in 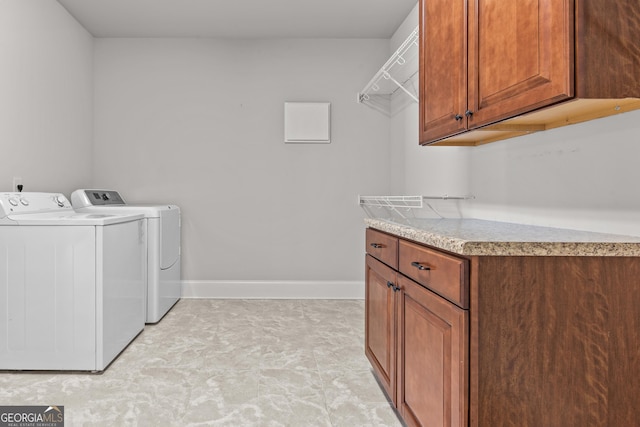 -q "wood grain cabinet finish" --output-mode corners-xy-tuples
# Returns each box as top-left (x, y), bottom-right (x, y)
(366, 230), (469, 427)
(366, 228), (399, 269)
(470, 256), (640, 427)
(365, 227), (640, 426)
(399, 240), (469, 308)
(397, 274), (468, 427)
(419, 0), (640, 146)
(365, 254), (398, 403)
(419, 0), (468, 143)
